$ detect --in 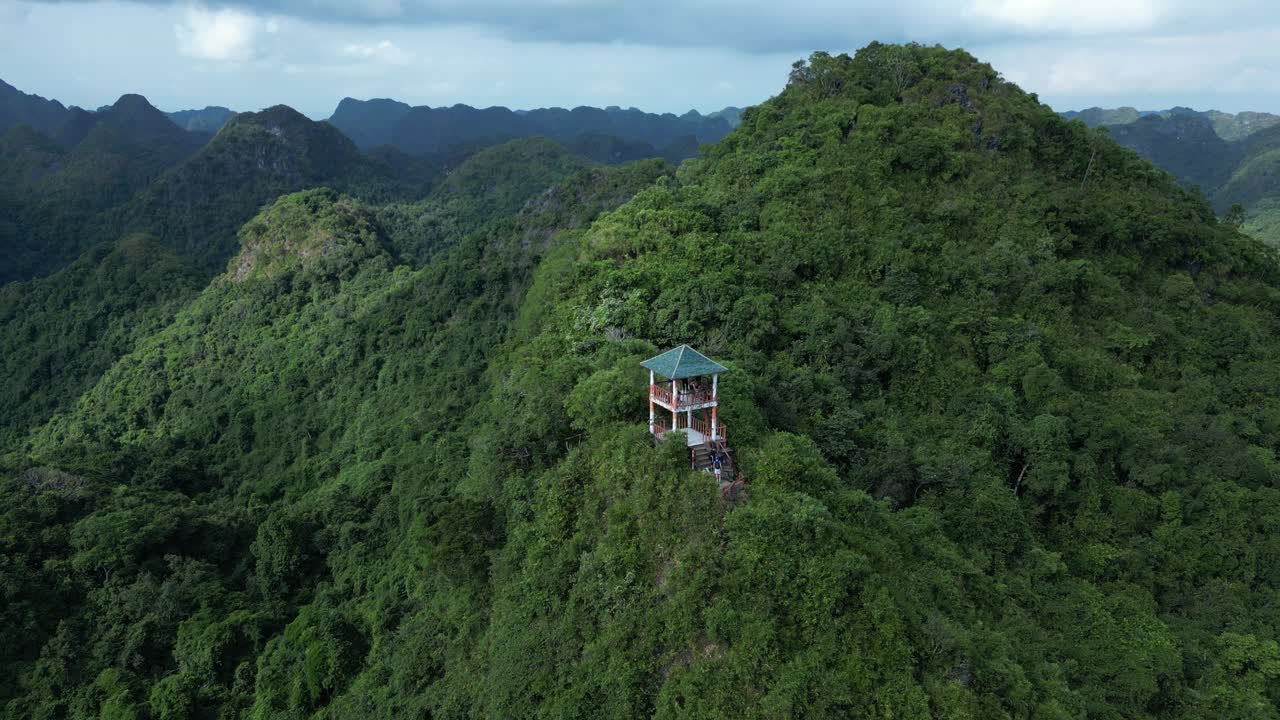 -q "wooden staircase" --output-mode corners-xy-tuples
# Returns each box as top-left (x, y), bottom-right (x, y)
(691, 440), (744, 501)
